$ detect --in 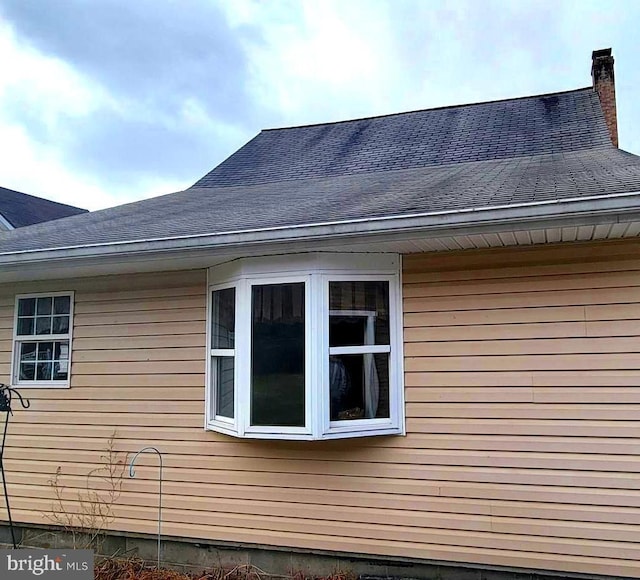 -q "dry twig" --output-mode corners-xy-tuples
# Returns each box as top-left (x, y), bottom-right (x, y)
(45, 432), (128, 550)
